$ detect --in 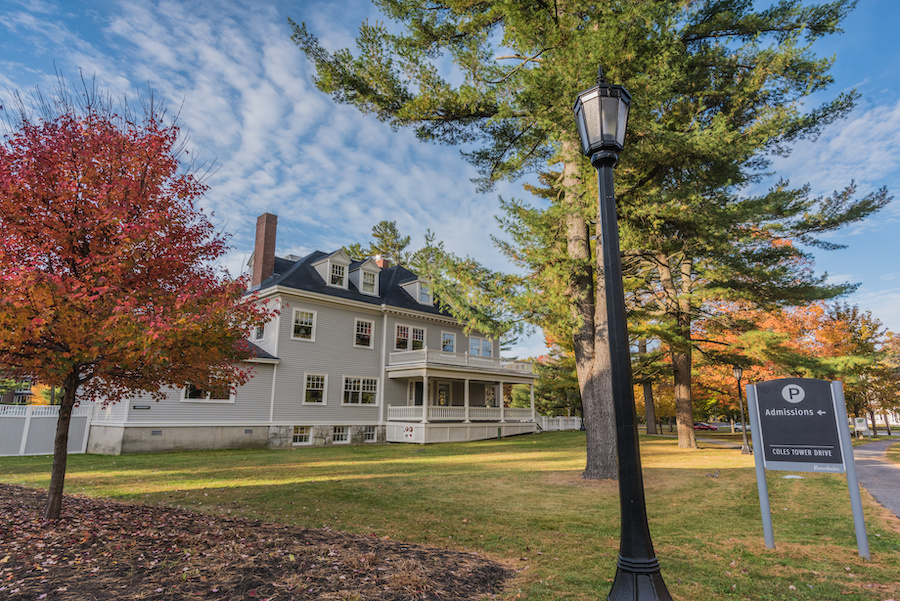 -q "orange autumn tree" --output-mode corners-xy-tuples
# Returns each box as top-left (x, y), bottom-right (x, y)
(0, 90), (269, 520)
(692, 301), (871, 420)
